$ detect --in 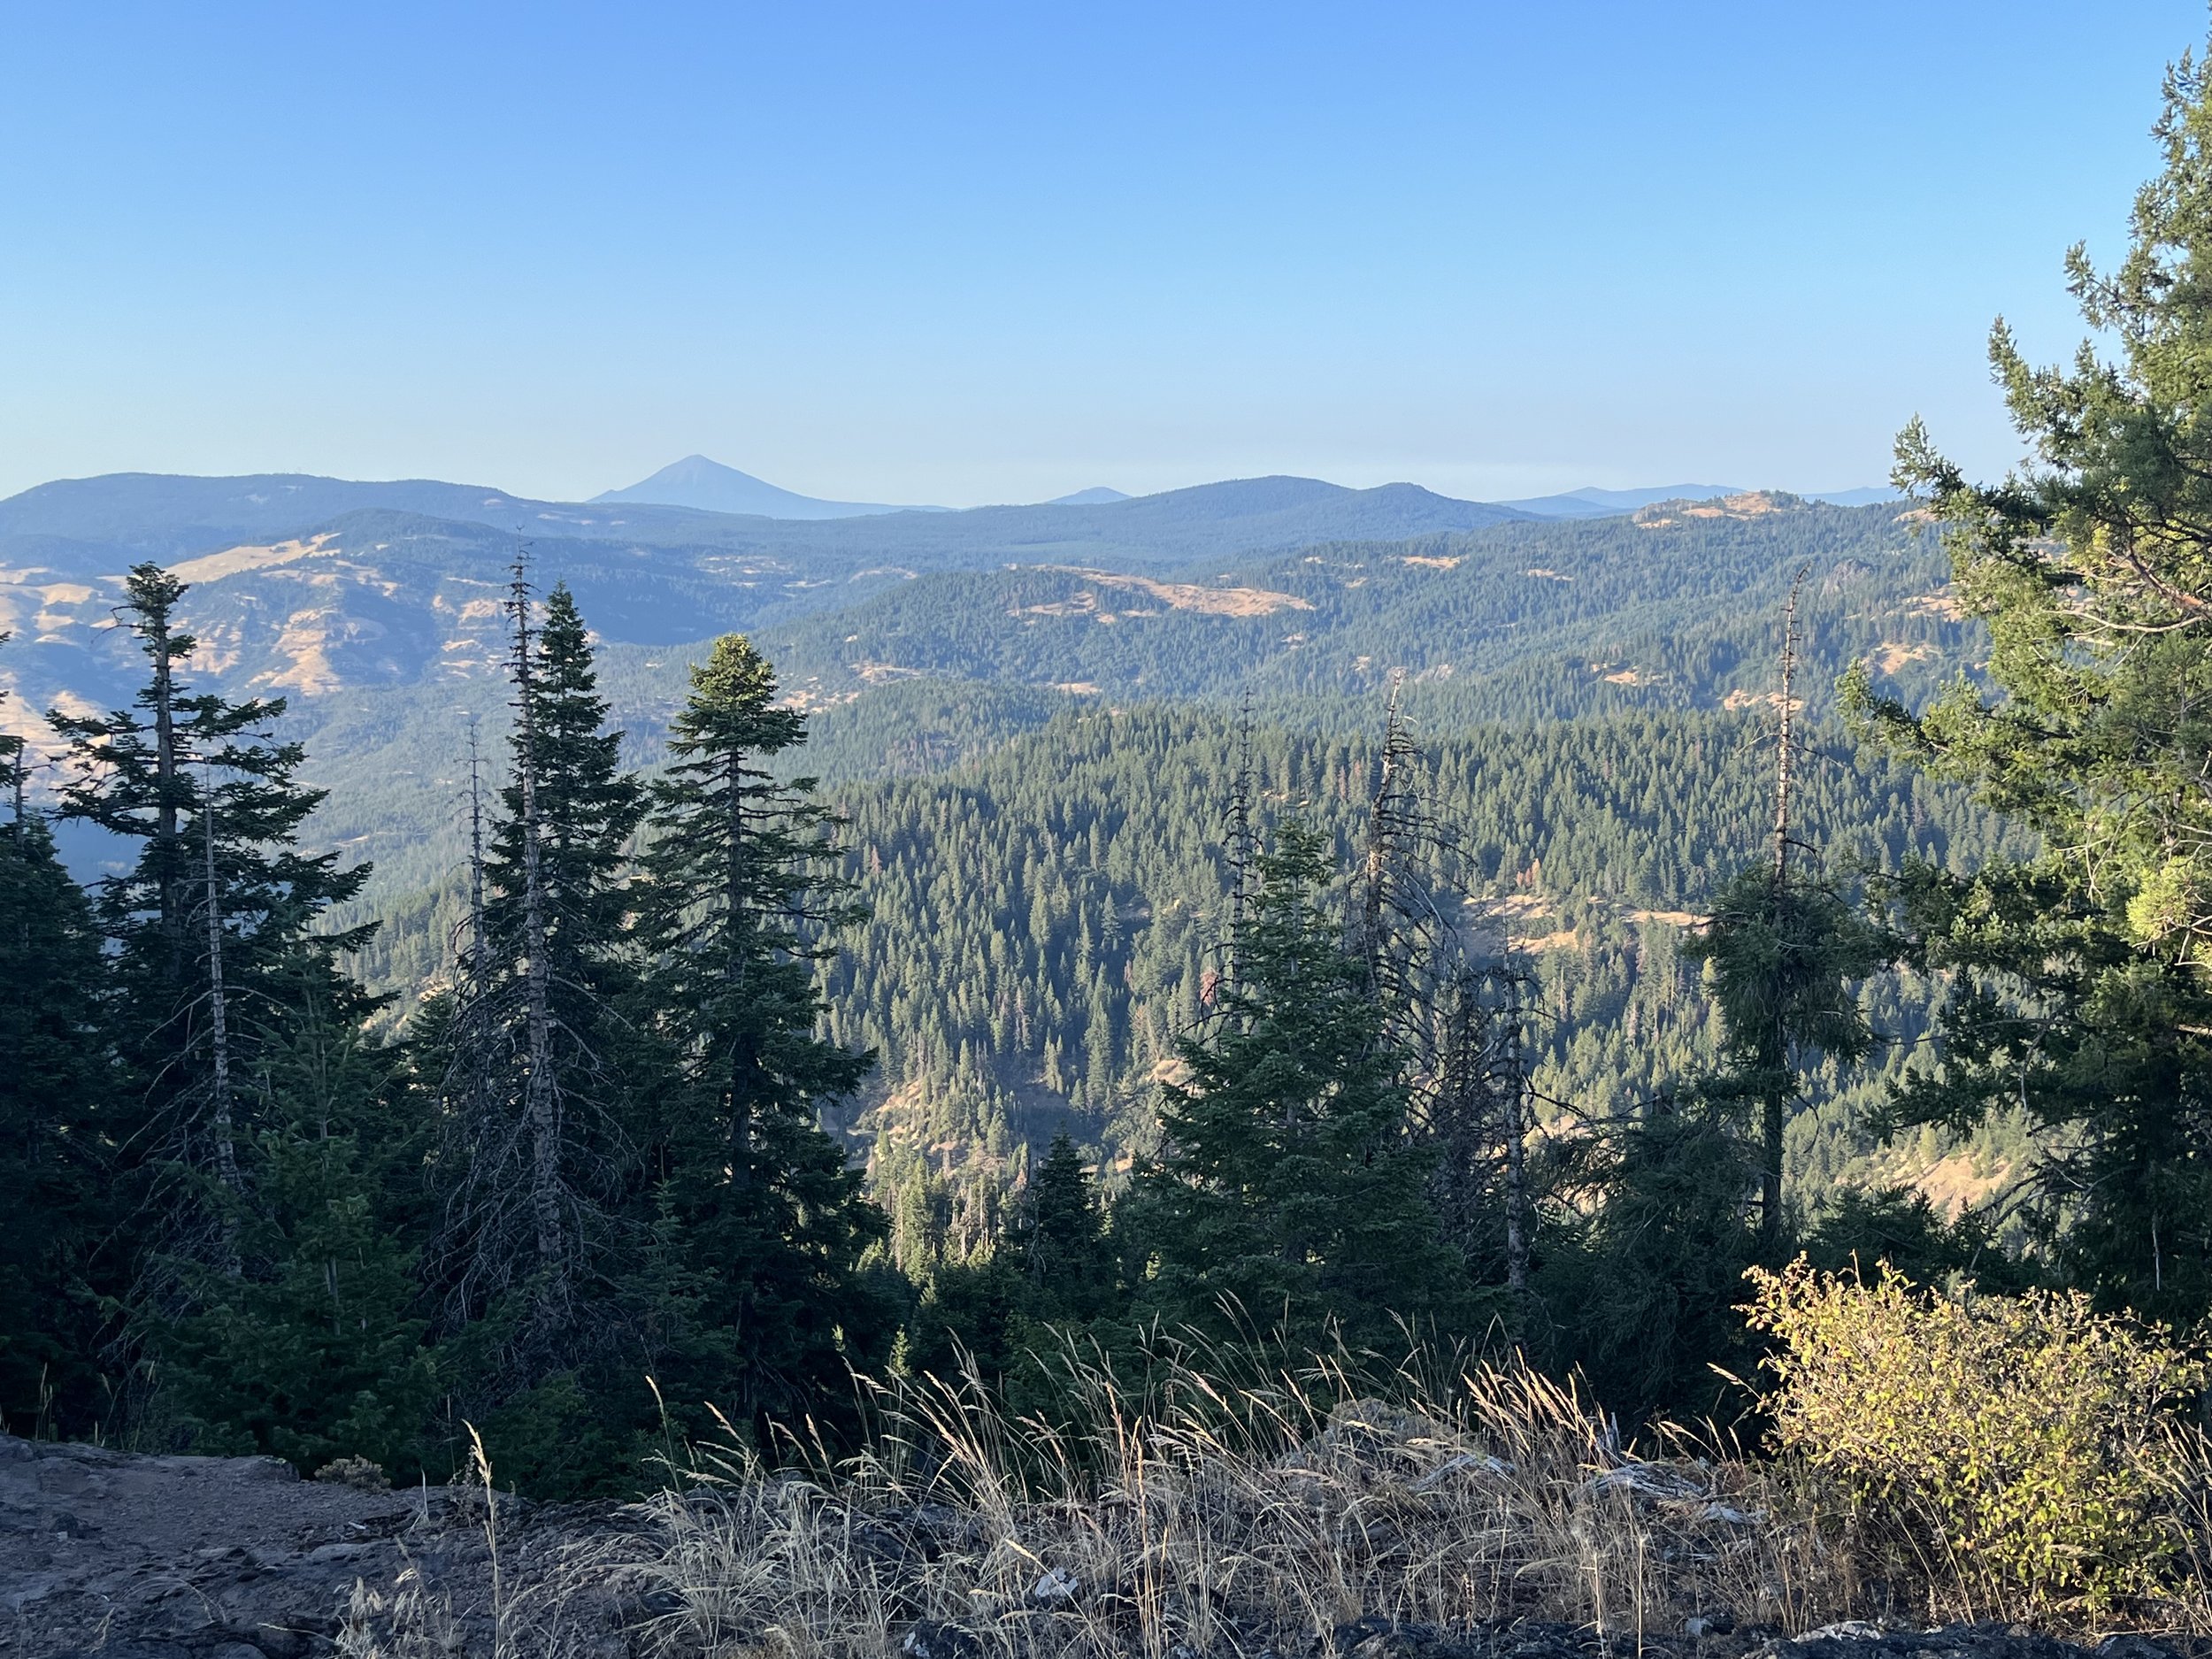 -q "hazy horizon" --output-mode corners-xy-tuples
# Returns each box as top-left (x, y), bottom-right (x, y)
(0, 454), (1892, 515)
